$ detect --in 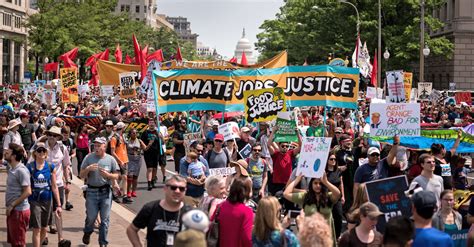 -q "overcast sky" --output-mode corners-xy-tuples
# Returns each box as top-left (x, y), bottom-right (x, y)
(157, 0), (284, 59)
